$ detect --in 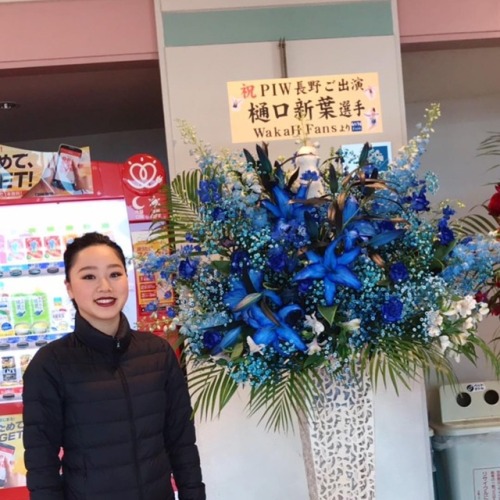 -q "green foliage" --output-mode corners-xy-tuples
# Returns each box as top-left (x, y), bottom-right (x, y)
(149, 169), (201, 249)
(187, 361), (238, 421)
(451, 213), (497, 238)
(478, 132), (500, 173)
